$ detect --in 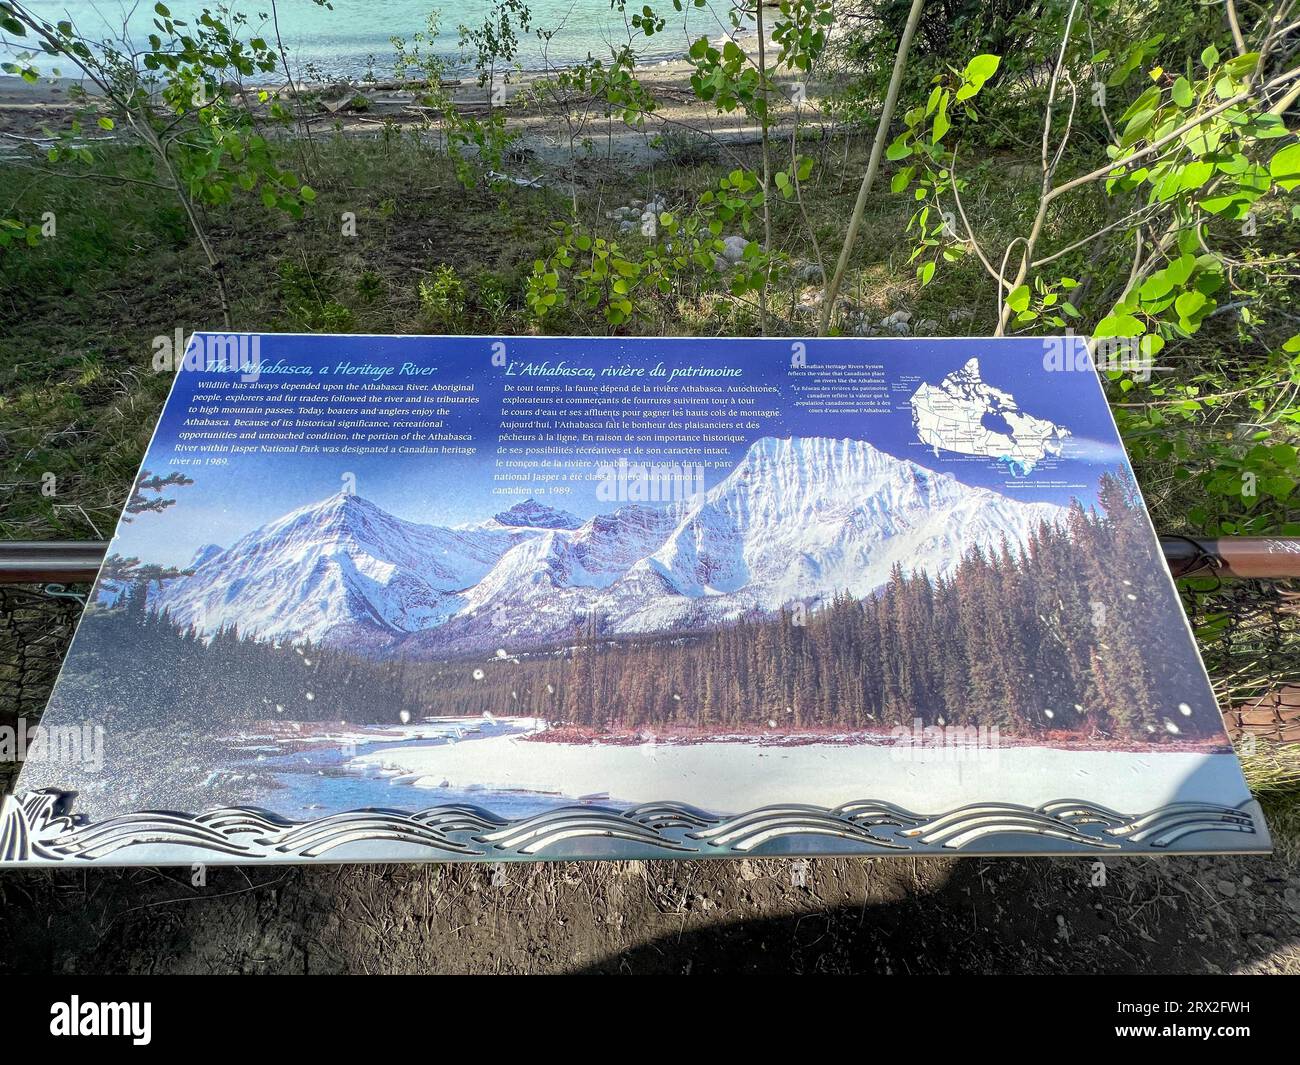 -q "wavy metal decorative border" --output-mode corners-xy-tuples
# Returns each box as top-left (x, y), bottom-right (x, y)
(0, 789), (1269, 865)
